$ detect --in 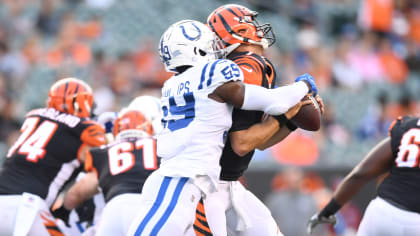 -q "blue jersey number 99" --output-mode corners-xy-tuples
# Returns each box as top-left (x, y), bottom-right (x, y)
(162, 92), (195, 131)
